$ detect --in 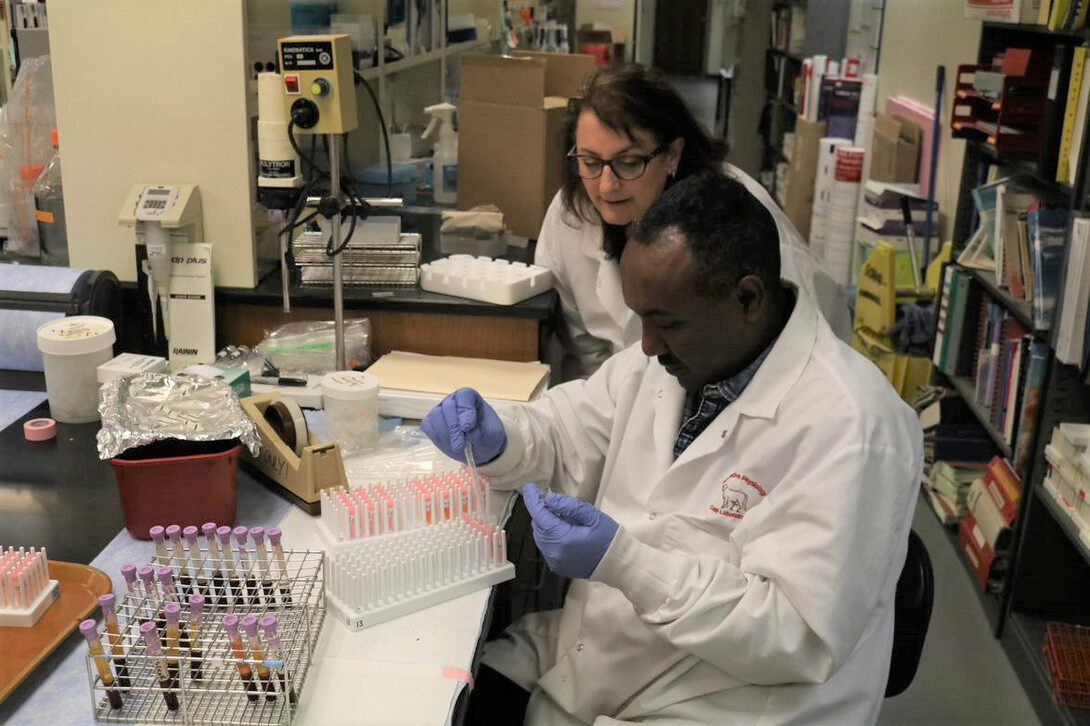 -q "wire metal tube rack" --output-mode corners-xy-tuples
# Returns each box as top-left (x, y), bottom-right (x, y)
(86, 548), (324, 725)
